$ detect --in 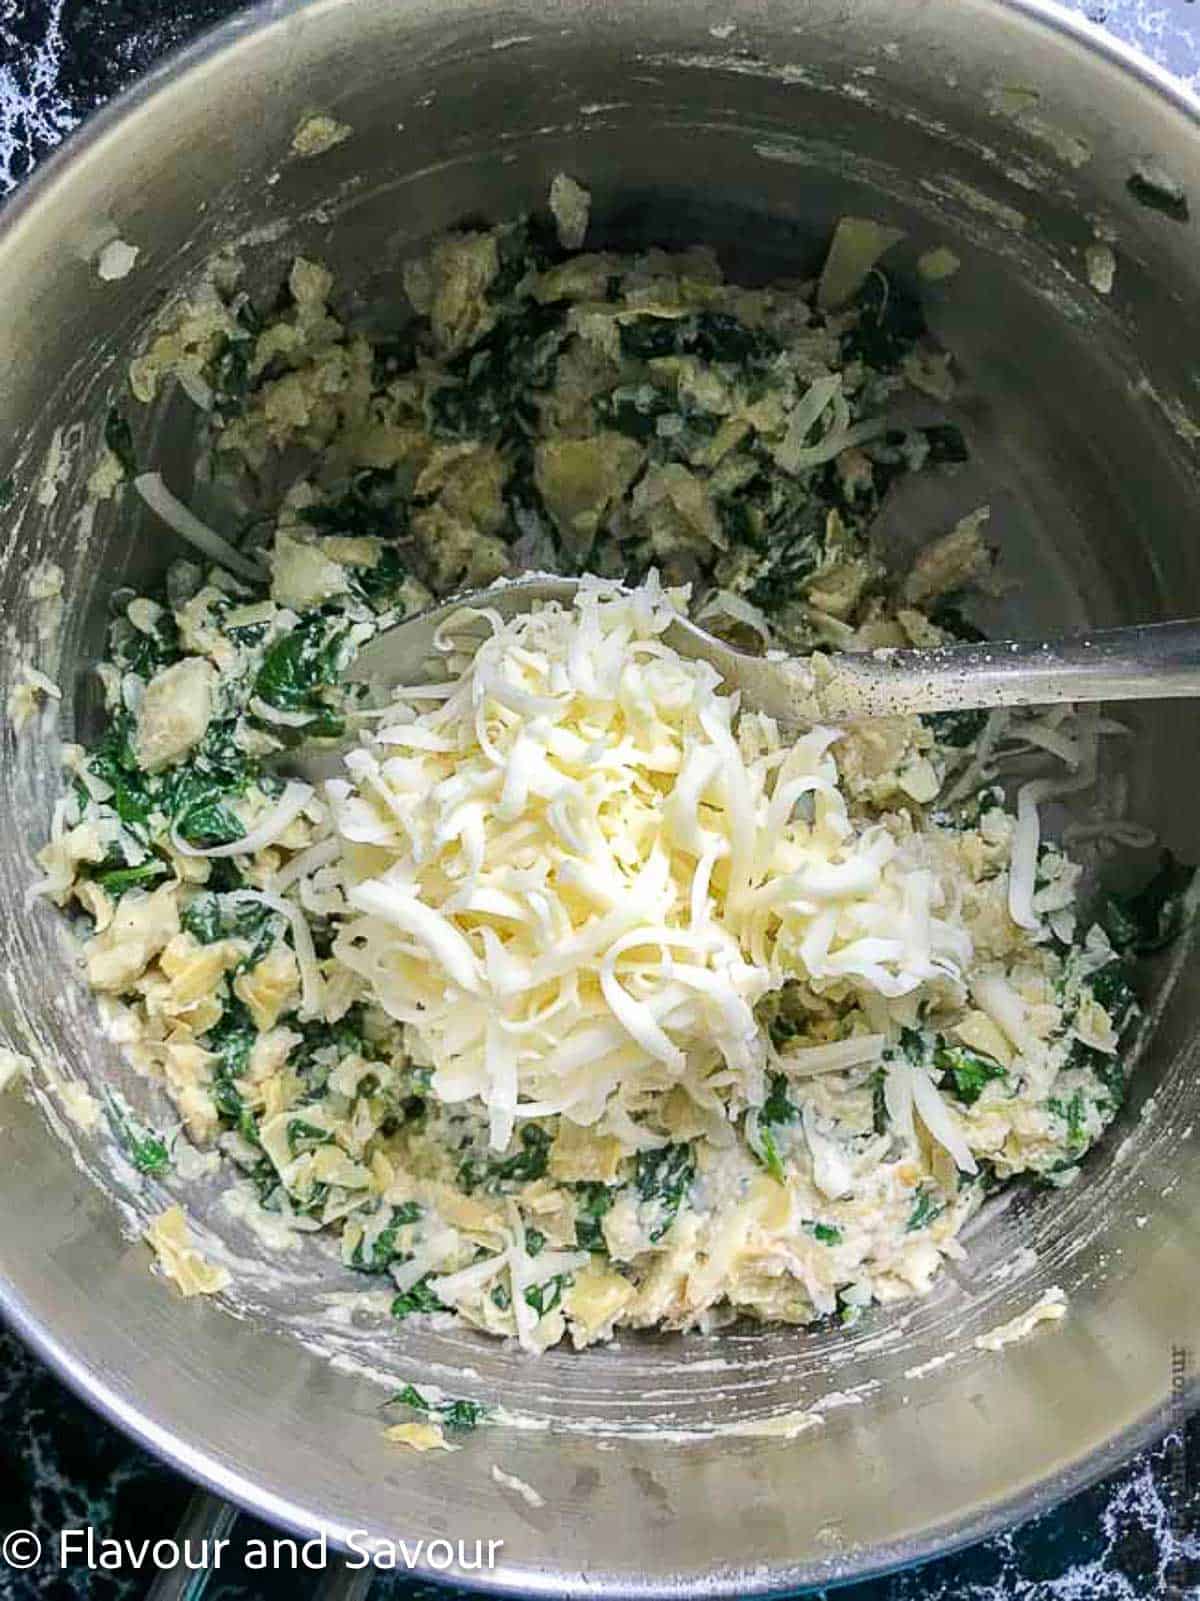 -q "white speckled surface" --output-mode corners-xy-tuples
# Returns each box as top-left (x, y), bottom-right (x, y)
(0, 2), (1197, 1597)
(0, 0), (74, 192)
(1071, 0), (1200, 90)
